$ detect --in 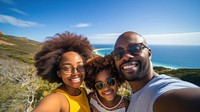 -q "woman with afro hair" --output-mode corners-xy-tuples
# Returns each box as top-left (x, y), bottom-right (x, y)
(84, 54), (130, 112)
(32, 31), (93, 112)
